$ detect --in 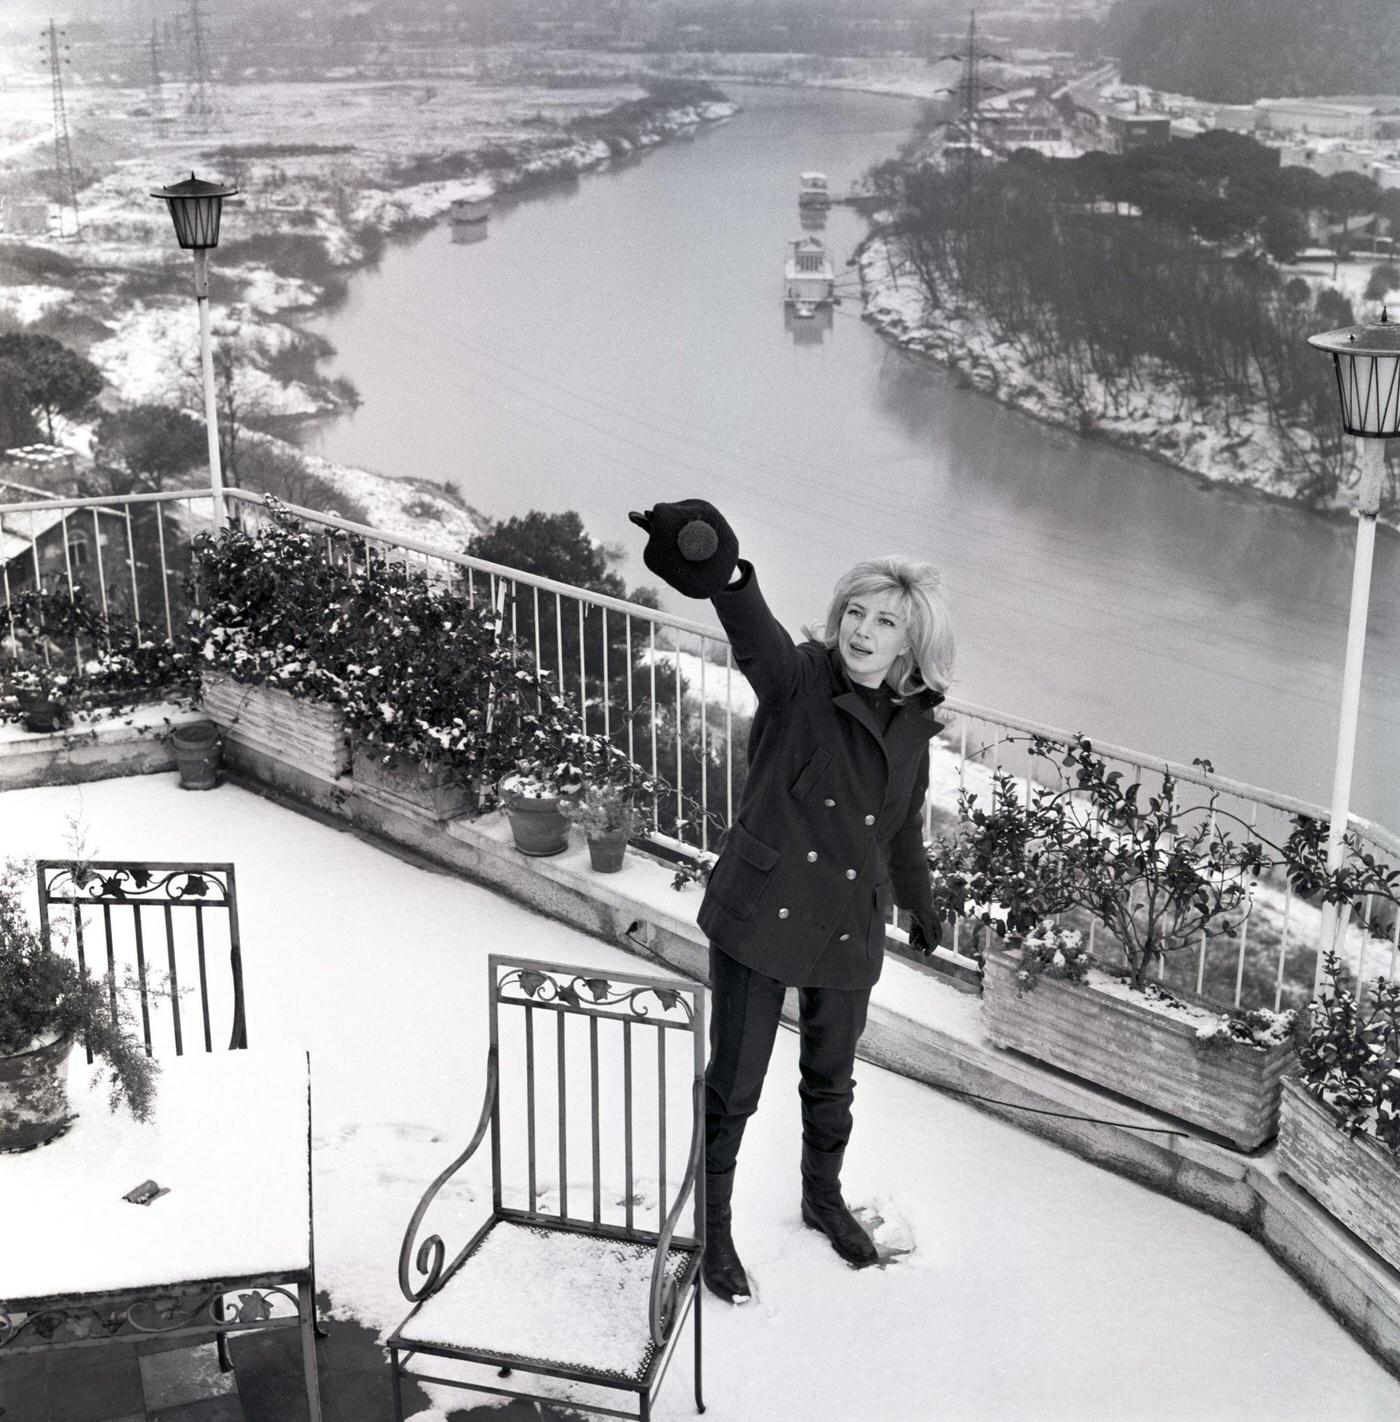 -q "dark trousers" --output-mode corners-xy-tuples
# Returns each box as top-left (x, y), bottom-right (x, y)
(704, 944), (871, 1178)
